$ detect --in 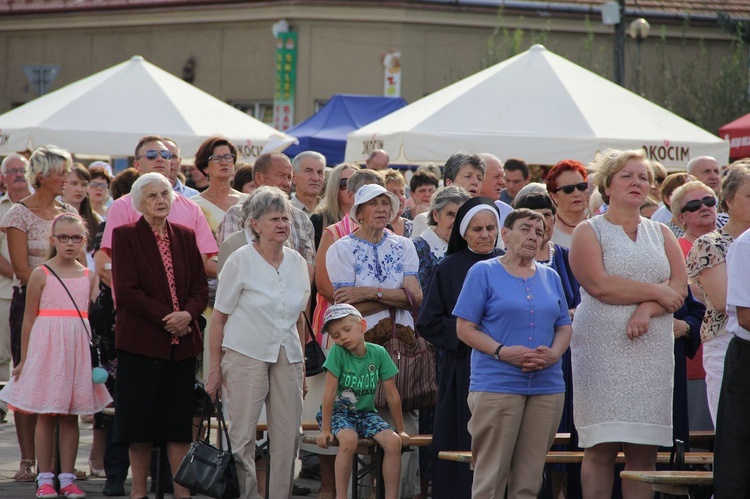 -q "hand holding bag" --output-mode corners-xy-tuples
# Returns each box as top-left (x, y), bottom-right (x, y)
(374, 287), (438, 411)
(175, 395), (240, 499)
